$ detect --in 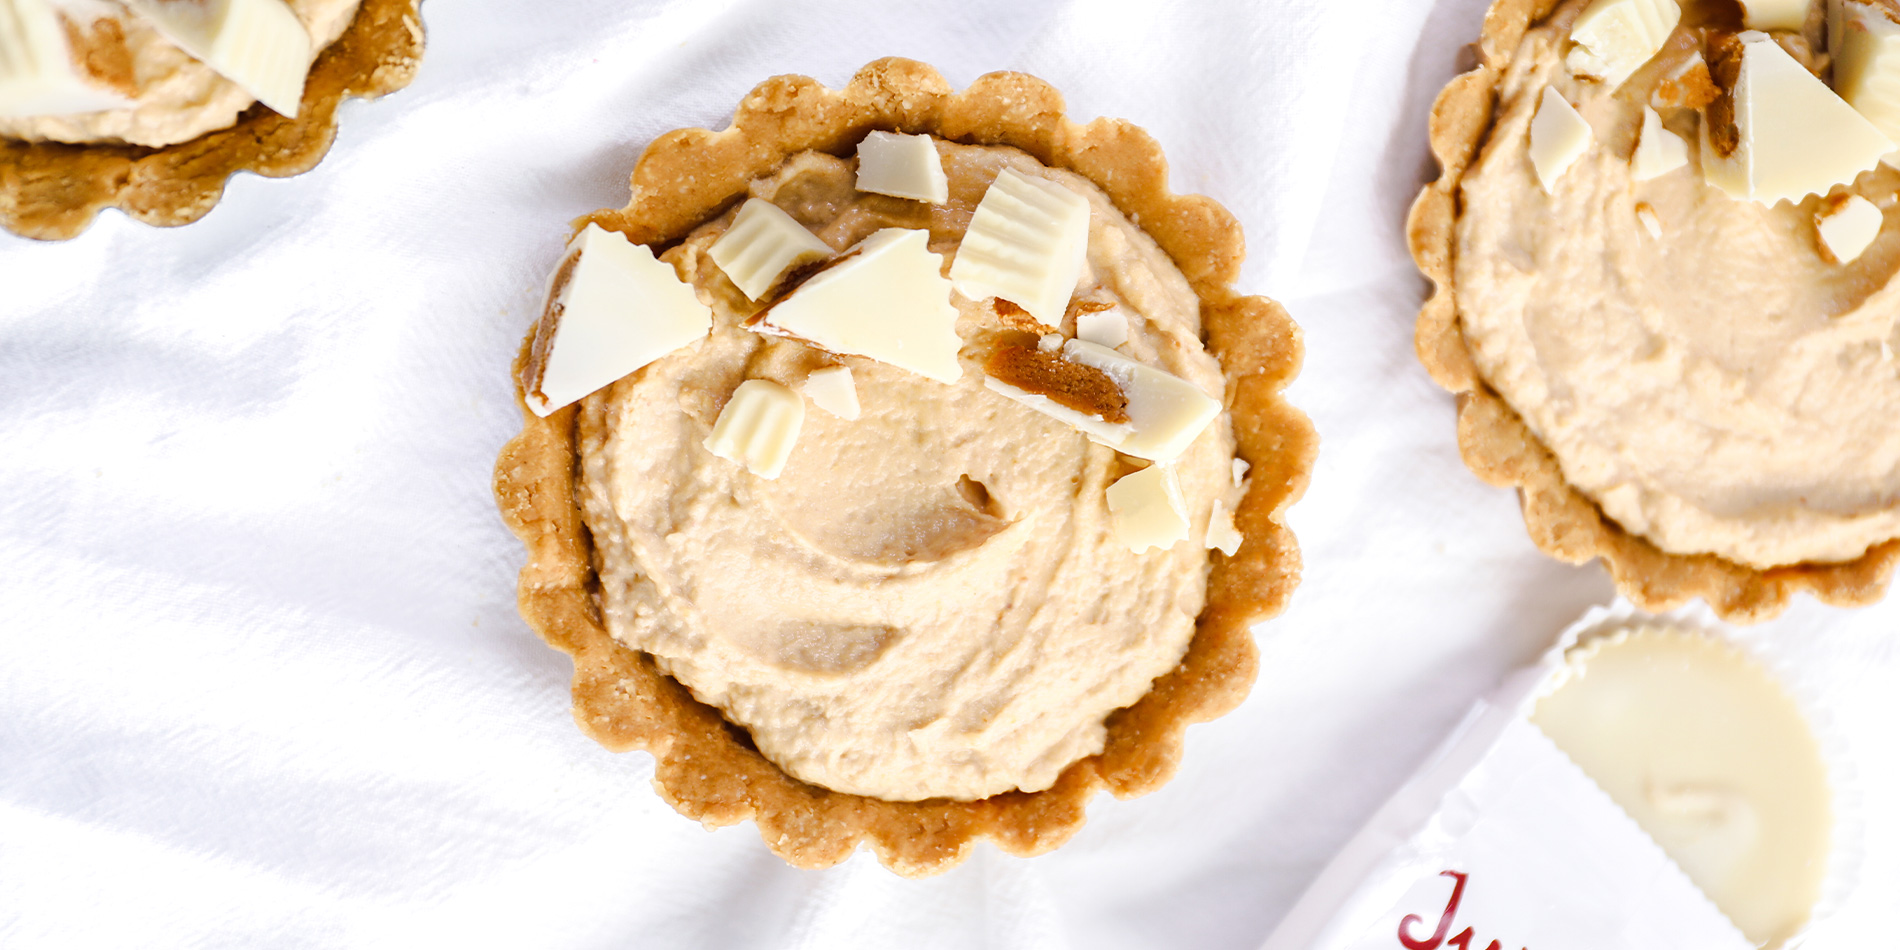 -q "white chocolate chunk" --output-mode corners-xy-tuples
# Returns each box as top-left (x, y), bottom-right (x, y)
(801, 365), (860, 420)
(126, 0), (312, 117)
(1231, 458), (1250, 488)
(1739, 0), (1811, 30)
(1205, 499), (1242, 556)
(755, 228), (963, 384)
(708, 198), (834, 301)
(1636, 203), (1664, 238)
(1106, 464), (1188, 554)
(0, 0), (134, 116)
(1074, 305), (1130, 348)
(1529, 86), (1593, 192)
(1632, 106), (1689, 180)
(525, 223), (714, 417)
(949, 167), (1091, 325)
(1062, 339), (1222, 462)
(705, 379), (805, 479)
(1566, 0), (1681, 88)
(854, 130), (949, 204)
(1817, 194), (1883, 262)
(983, 377), (1131, 445)
(1702, 32), (1896, 204)
(1833, 0), (1900, 146)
